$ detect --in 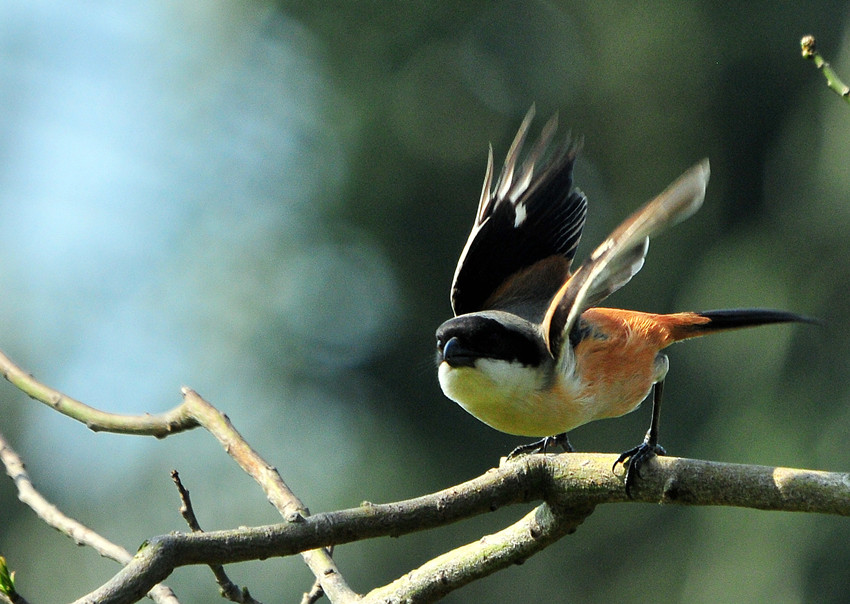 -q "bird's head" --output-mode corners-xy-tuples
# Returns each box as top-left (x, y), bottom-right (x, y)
(435, 311), (555, 426)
